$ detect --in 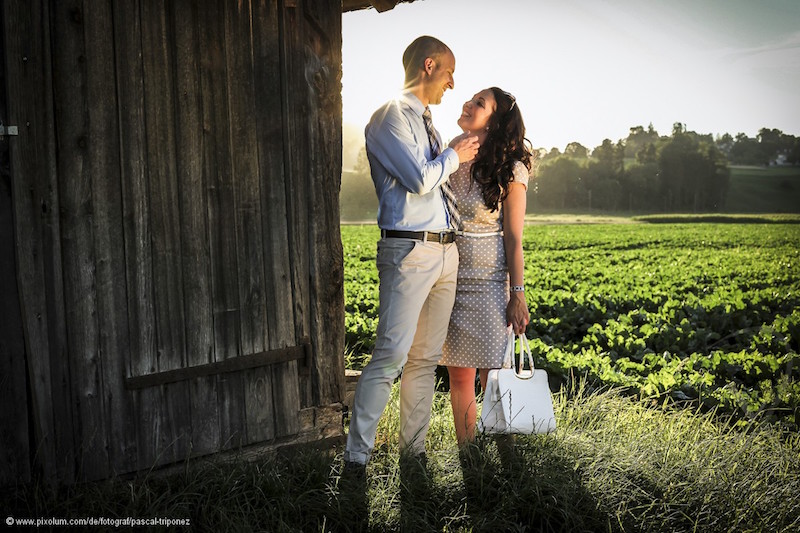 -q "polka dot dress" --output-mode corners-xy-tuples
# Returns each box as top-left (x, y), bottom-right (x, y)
(441, 160), (529, 369)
